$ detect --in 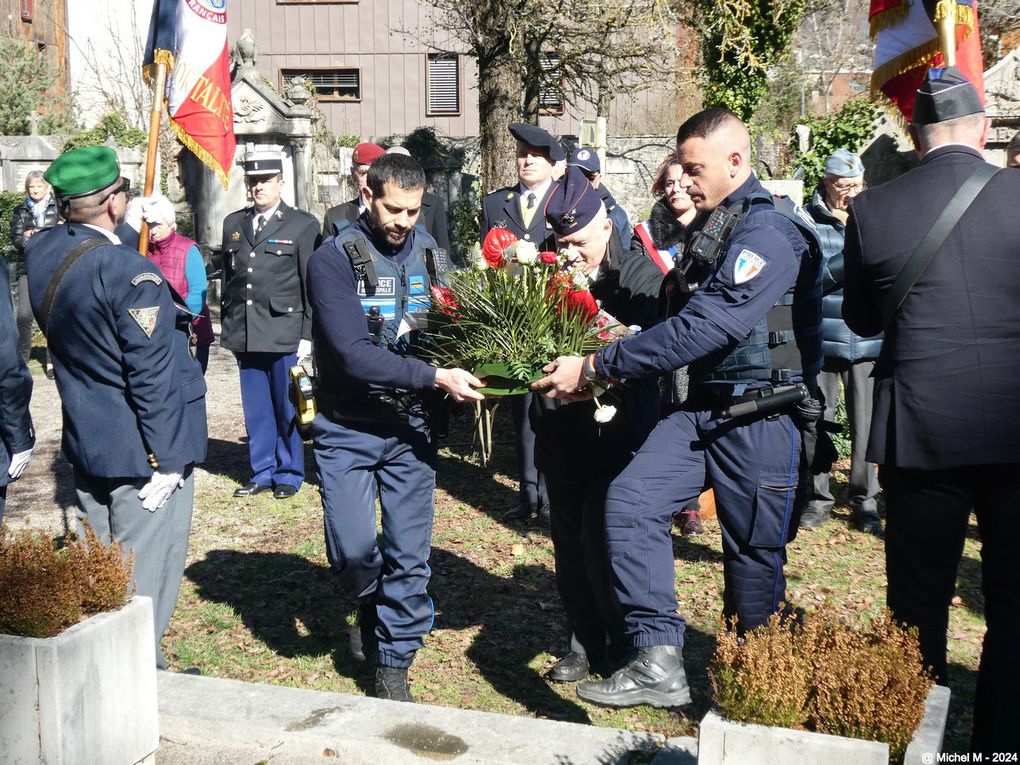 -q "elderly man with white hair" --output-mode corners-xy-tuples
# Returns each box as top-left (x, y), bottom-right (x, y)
(141, 195), (214, 373)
